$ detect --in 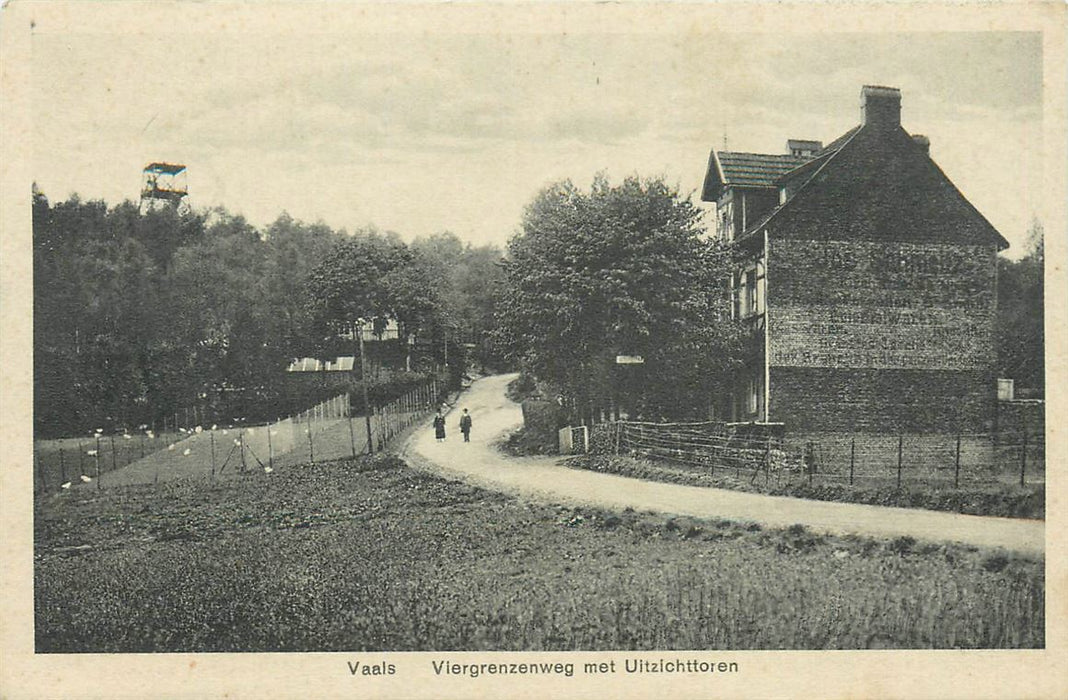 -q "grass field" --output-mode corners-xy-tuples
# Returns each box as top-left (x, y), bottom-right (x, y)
(33, 431), (188, 489)
(564, 453), (1045, 520)
(34, 454), (1043, 652)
